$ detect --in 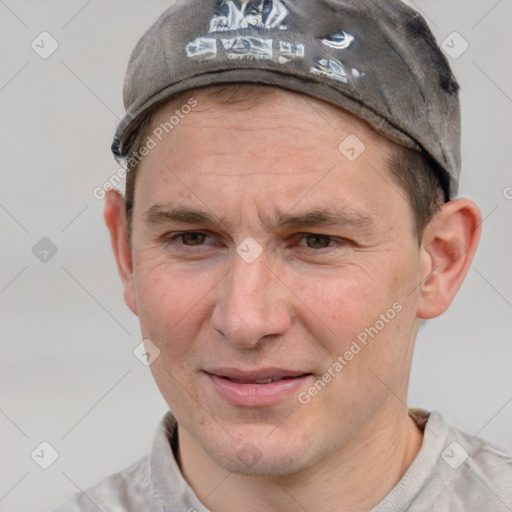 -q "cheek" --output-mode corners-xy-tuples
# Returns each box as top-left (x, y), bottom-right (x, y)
(299, 267), (389, 342)
(298, 258), (415, 374)
(132, 258), (217, 412)
(132, 255), (215, 354)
